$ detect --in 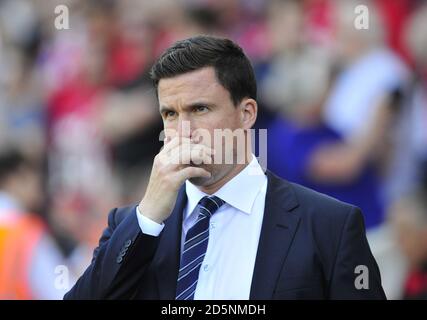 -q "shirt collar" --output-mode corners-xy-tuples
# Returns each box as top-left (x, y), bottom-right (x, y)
(185, 154), (266, 218)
